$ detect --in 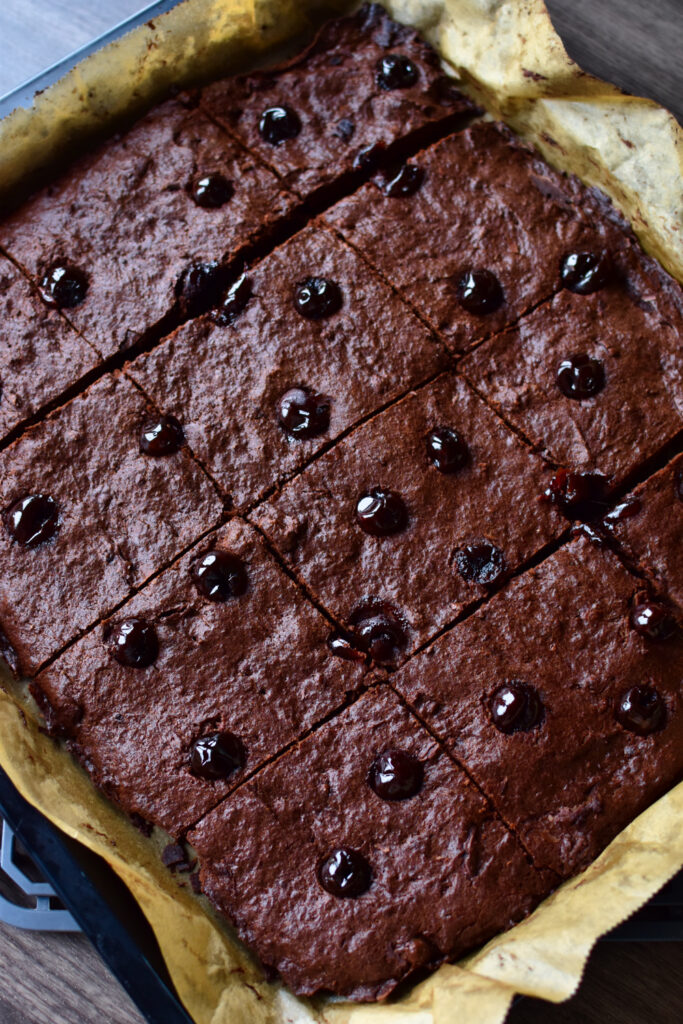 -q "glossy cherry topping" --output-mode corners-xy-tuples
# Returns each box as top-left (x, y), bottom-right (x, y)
(191, 550), (248, 602)
(456, 269), (504, 315)
(190, 731), (245, 780)
(557, 353), (605, 400)
(426, 427), (469, 473)
(39, 262), (88, 308)
(376, 54), (419, 90)
(456, 542), (506, 585)
(327, 631), (368, 664)
(318, 848), (372, 898)
(258, 106), (301, 145)
(176, 261), (223, 314)
(5, 494), (59, 548)
(294, 277), (342, 319)
(542, 469), (609, 521)
(383, 163), (424, 197)
(561, 251), (611, 294)
(190, 172), (234, 208)
(353, 142), (386, 172)
(629, 600), (676, 641)
(616, 685), (666, 736)
(349, 602), (407, 665)
(109, 618), (159, 669)
(278, 387), (330, 439)
(368, 749), (424, 800)
(139, 415), (184, 456)
(355, 489), (408, 537)
(490, 682), (542, 734)
(211, 272), (252, 326)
